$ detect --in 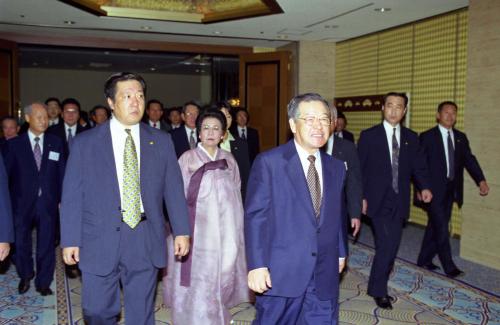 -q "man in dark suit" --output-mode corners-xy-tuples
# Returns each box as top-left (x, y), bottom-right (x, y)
(45, 97), (62, 127)
(171, 101), (200, 158)
(0, 154), (13, 263)
(416, 101), (489, 277)
(230, 108), (260, 164)
(245, 93), (347, 324)
(90, 105), (110, 127)
(358, 92), (432, 309)
(166, 107), (182, 130)
(4, 102), (66, 295)
(335, 111), (355, 143)
(144, 99), (171, 132)
(60, 72), (190, 324)
(47, 97), (88, 155)
(1, 116), (19, 152)
(324, 106), (362, 238)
